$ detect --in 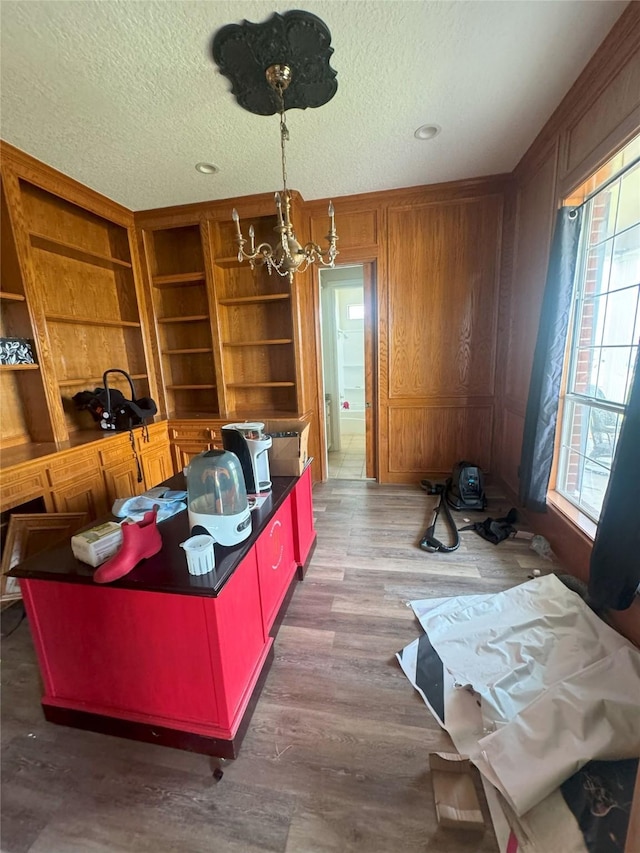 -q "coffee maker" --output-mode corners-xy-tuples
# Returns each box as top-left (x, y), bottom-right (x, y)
(221, 422), (272, 494)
